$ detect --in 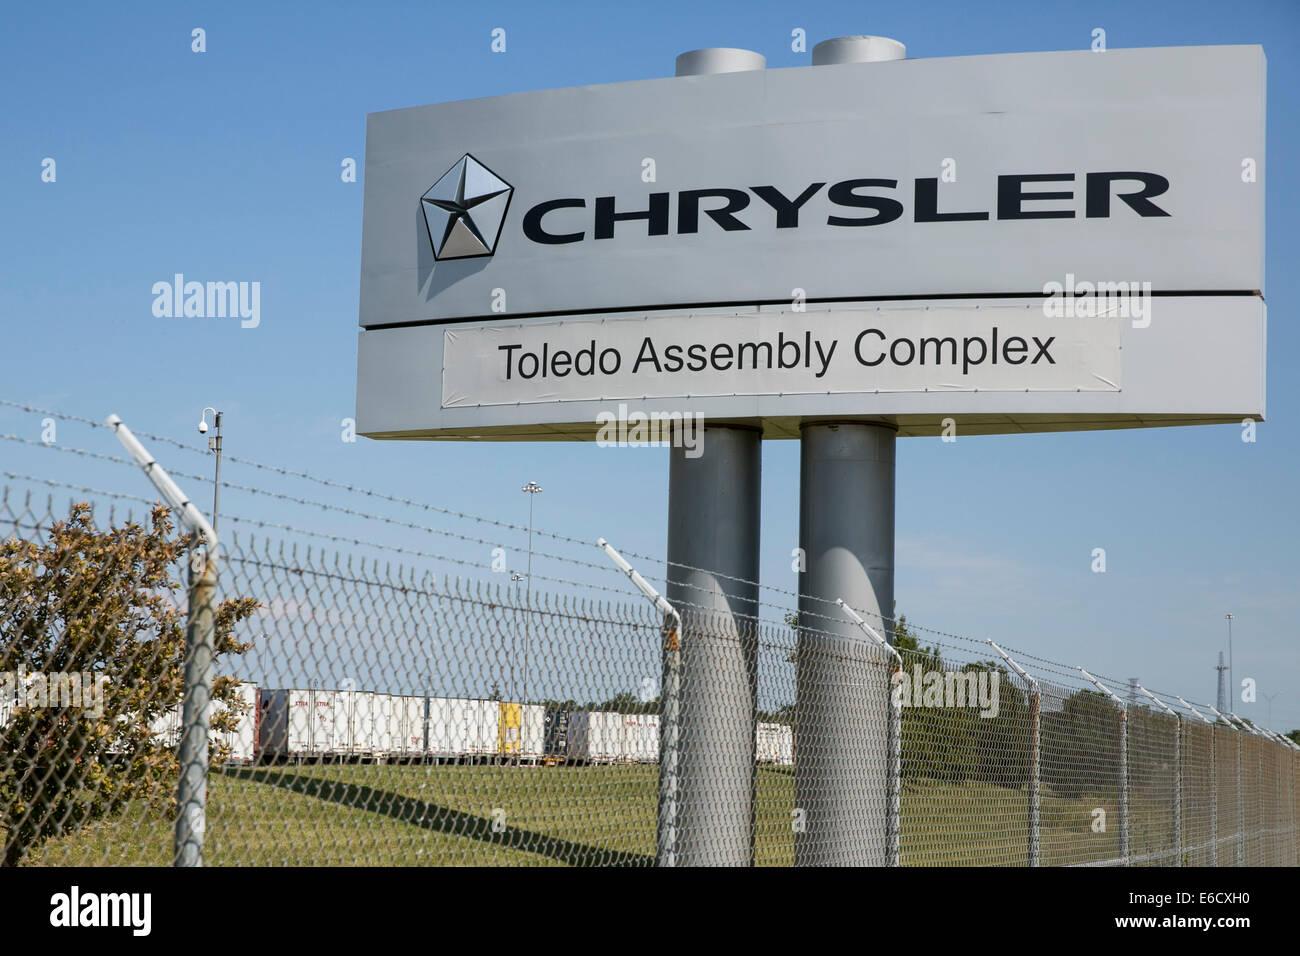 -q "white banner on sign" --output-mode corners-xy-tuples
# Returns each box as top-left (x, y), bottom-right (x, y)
(442, 307), (1121, 408)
